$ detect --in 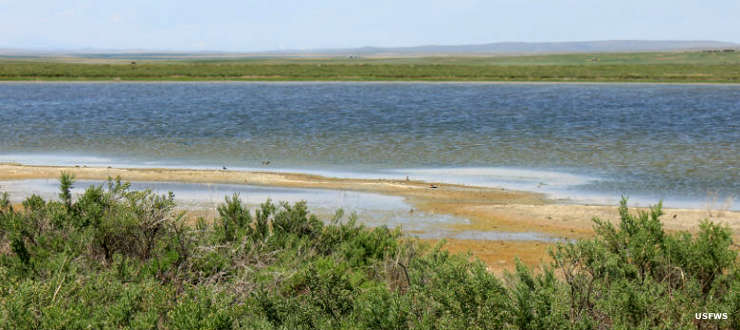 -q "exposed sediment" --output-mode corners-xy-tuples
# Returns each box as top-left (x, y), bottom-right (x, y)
(2, 163), (738, 272)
